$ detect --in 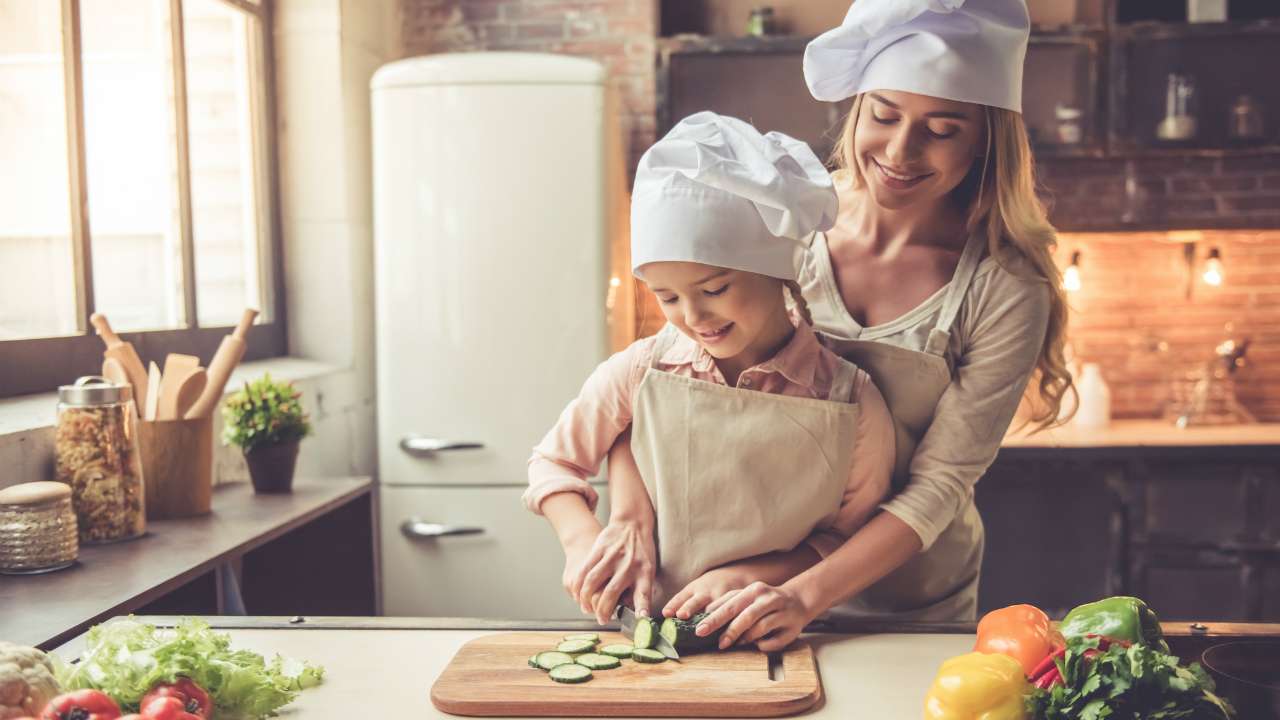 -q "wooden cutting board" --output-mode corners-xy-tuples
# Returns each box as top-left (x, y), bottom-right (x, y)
(430, 631), (823, 717)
